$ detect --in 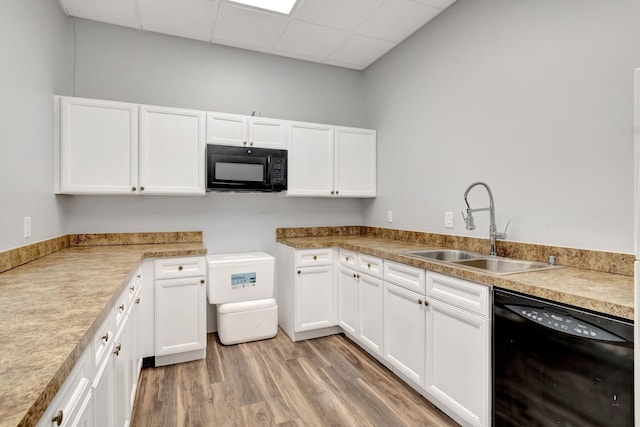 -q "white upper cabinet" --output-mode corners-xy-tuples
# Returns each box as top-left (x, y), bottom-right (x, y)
(286, 121), (335, 196)
(335, 126), (377, 197)
(59, 97), (138, 194)
(139, 105), (205, 195)
(206, 112), (287, 149)
(57, 97), (206, 196)
(286, 123), (376, 198)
